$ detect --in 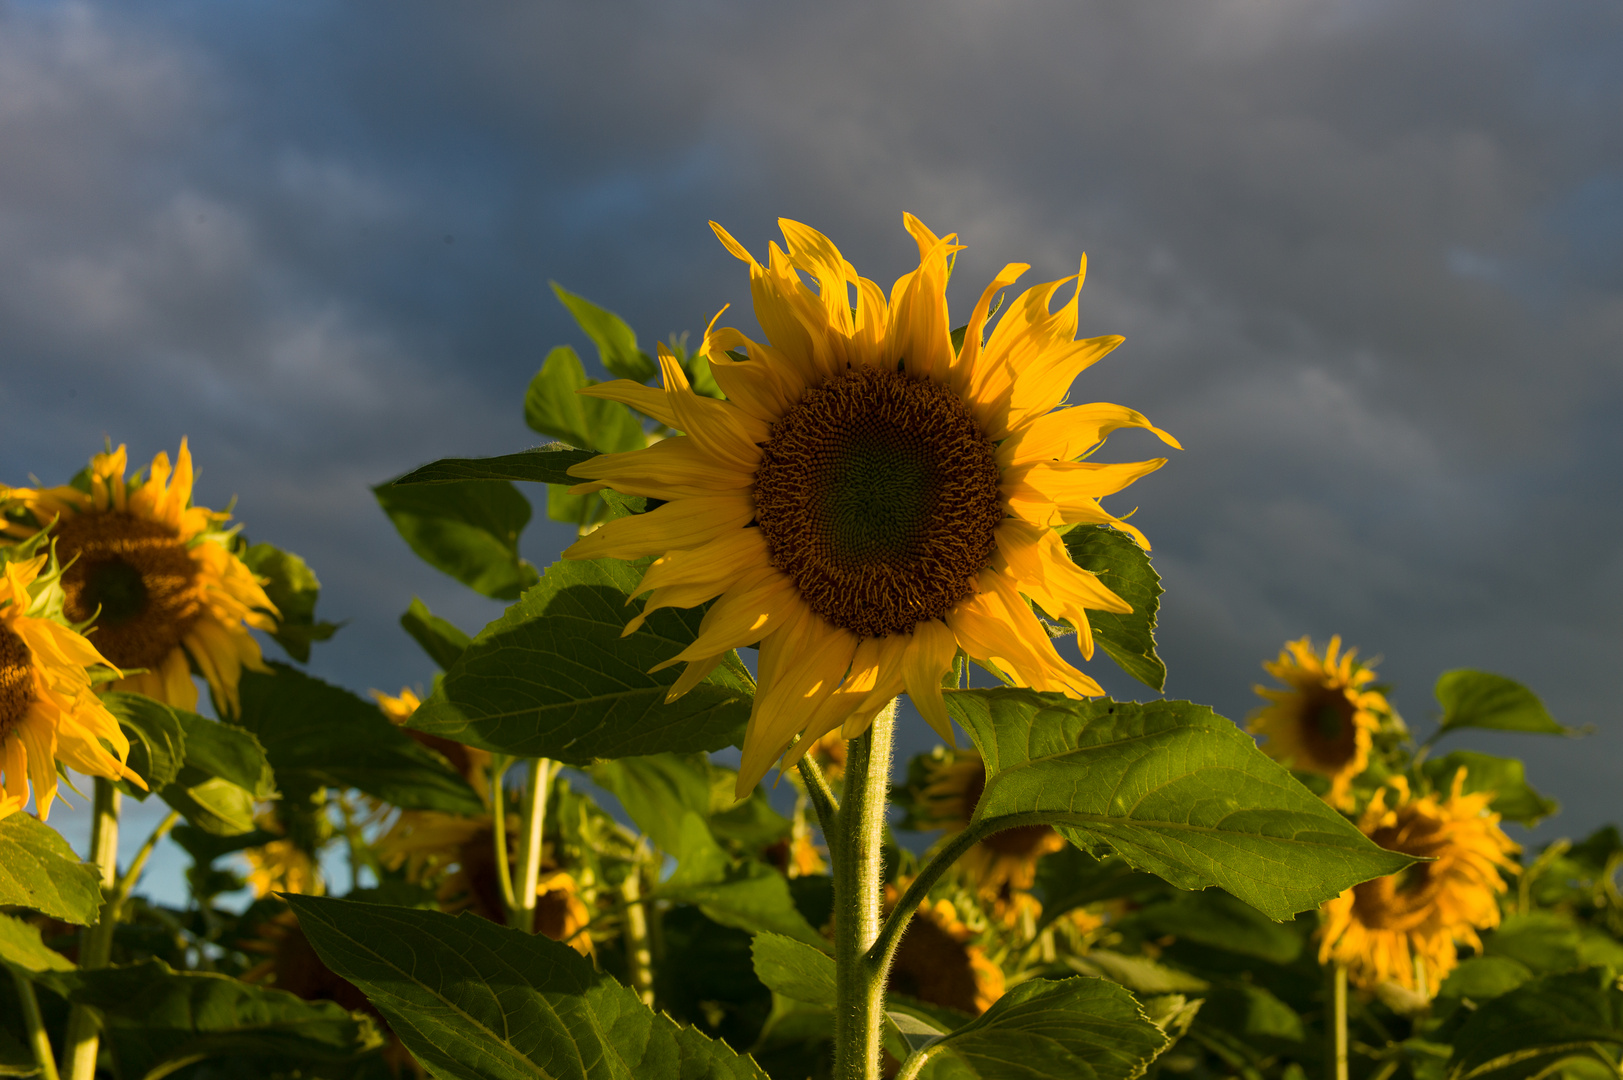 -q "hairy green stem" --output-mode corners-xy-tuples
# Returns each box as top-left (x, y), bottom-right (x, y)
(832, 702), (895, 1080)
(796, 755), (839, 856)
(11, 966), (61, 1080)
(62, 778), (120, 1080)
(512, 758), (552, 934)
(620, 867), (655, 1005)
(489, 757), (521, 925)
(867, 824), (986, 974)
